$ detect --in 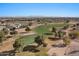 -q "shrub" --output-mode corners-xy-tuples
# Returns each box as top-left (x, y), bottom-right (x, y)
(25, 26), (31, 31)
(35, 47), (48, 56)
(13, 39), (22, 52)
(23, 45), (38, 52)
(63, 38), (71, 46)
(69, 32), (79, 39)
(2, 28), (9, 35)
(10, 31), (17, 35)
(35, 52), (48, 56)
(0, 31), (5, 43)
